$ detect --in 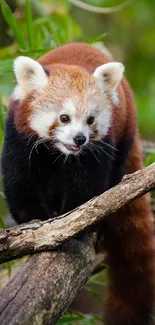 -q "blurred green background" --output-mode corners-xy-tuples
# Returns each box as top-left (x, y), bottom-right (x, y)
(0, 1), (155, 322)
